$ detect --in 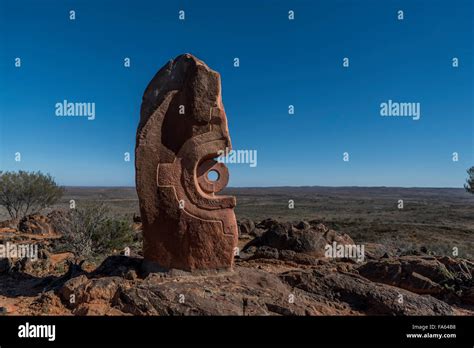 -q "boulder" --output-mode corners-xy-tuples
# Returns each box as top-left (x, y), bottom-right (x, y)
(58, 275), (90, 308)
(238, 219), (255, 236)
(18, 214), (54, 235)
(295, 221), (311, 230)
(245, 222), (355, 257)
(58, 274), (122, 313)
(357, 256), (465, 297)
(255, 218), (279, 230)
